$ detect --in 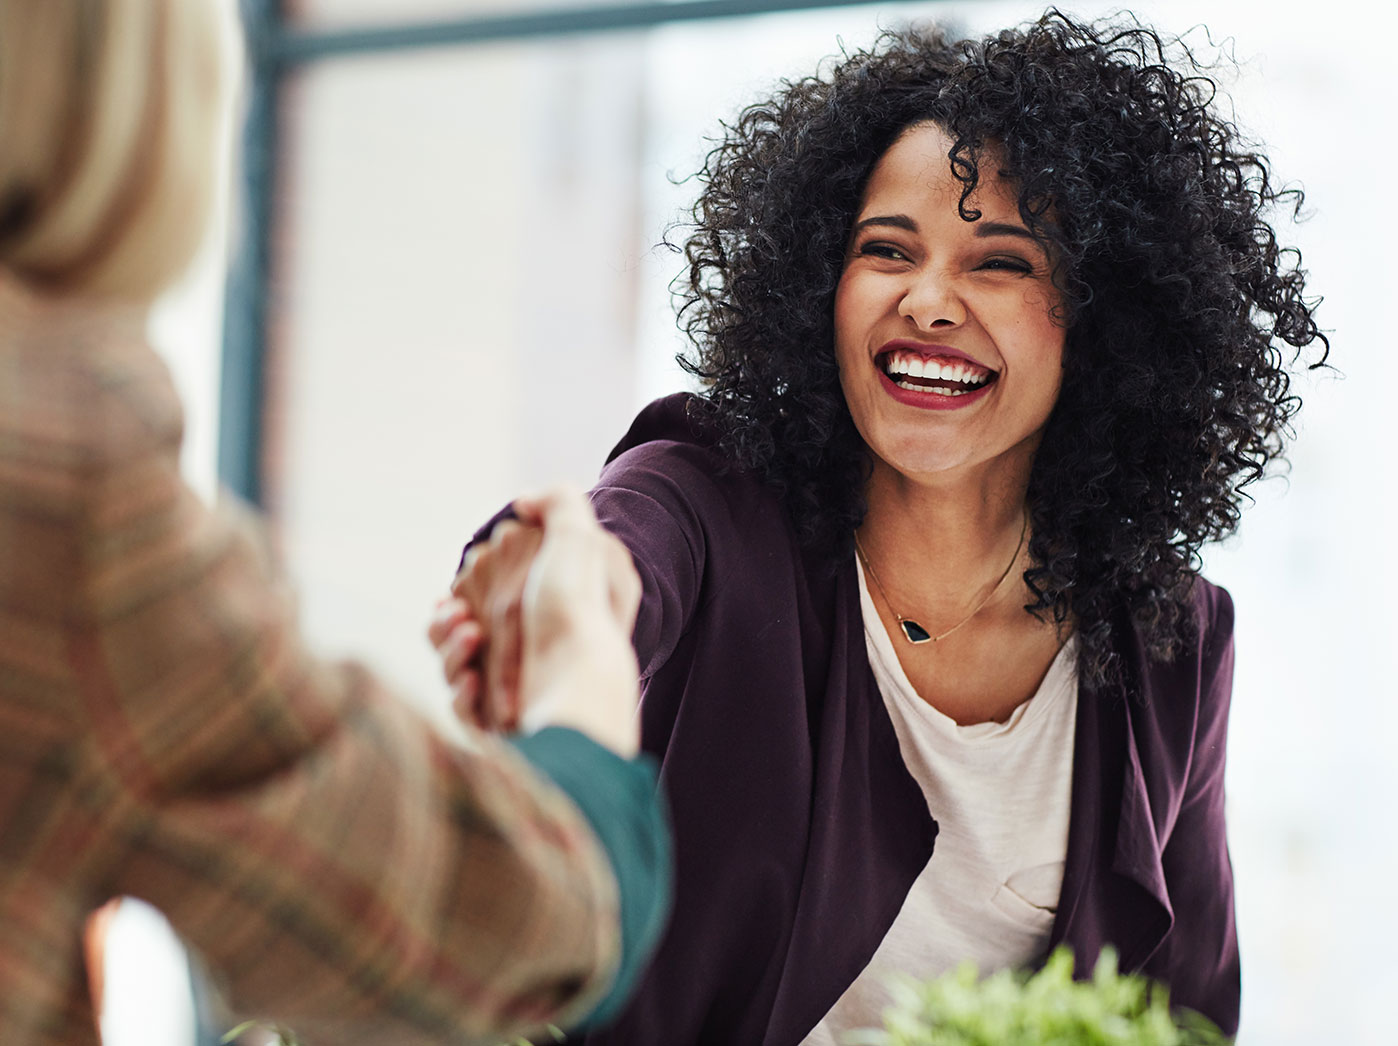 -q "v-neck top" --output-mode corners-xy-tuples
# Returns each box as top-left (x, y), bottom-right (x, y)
(802, 563), (1078, 1045)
